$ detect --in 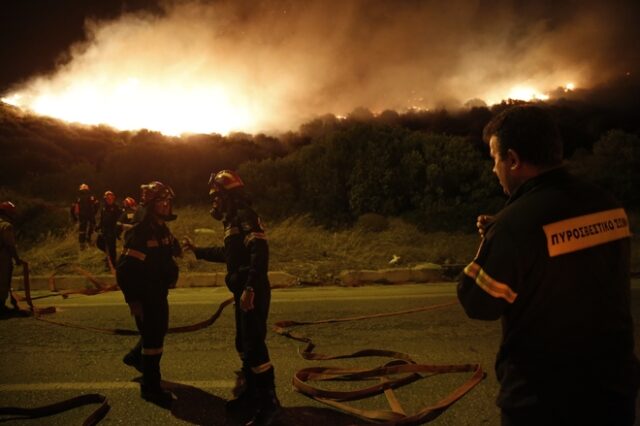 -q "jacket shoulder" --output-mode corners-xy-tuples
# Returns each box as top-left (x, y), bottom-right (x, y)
(123, 222), (151, 248)
(237, 208), (264, 232)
